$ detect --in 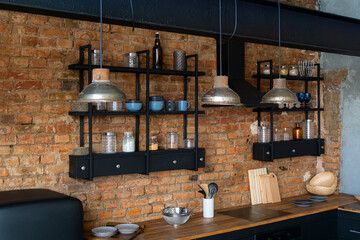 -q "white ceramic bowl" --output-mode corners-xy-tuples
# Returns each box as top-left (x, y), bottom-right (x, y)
(91, 226), (117, 237)
(116, 223), (139, 234)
